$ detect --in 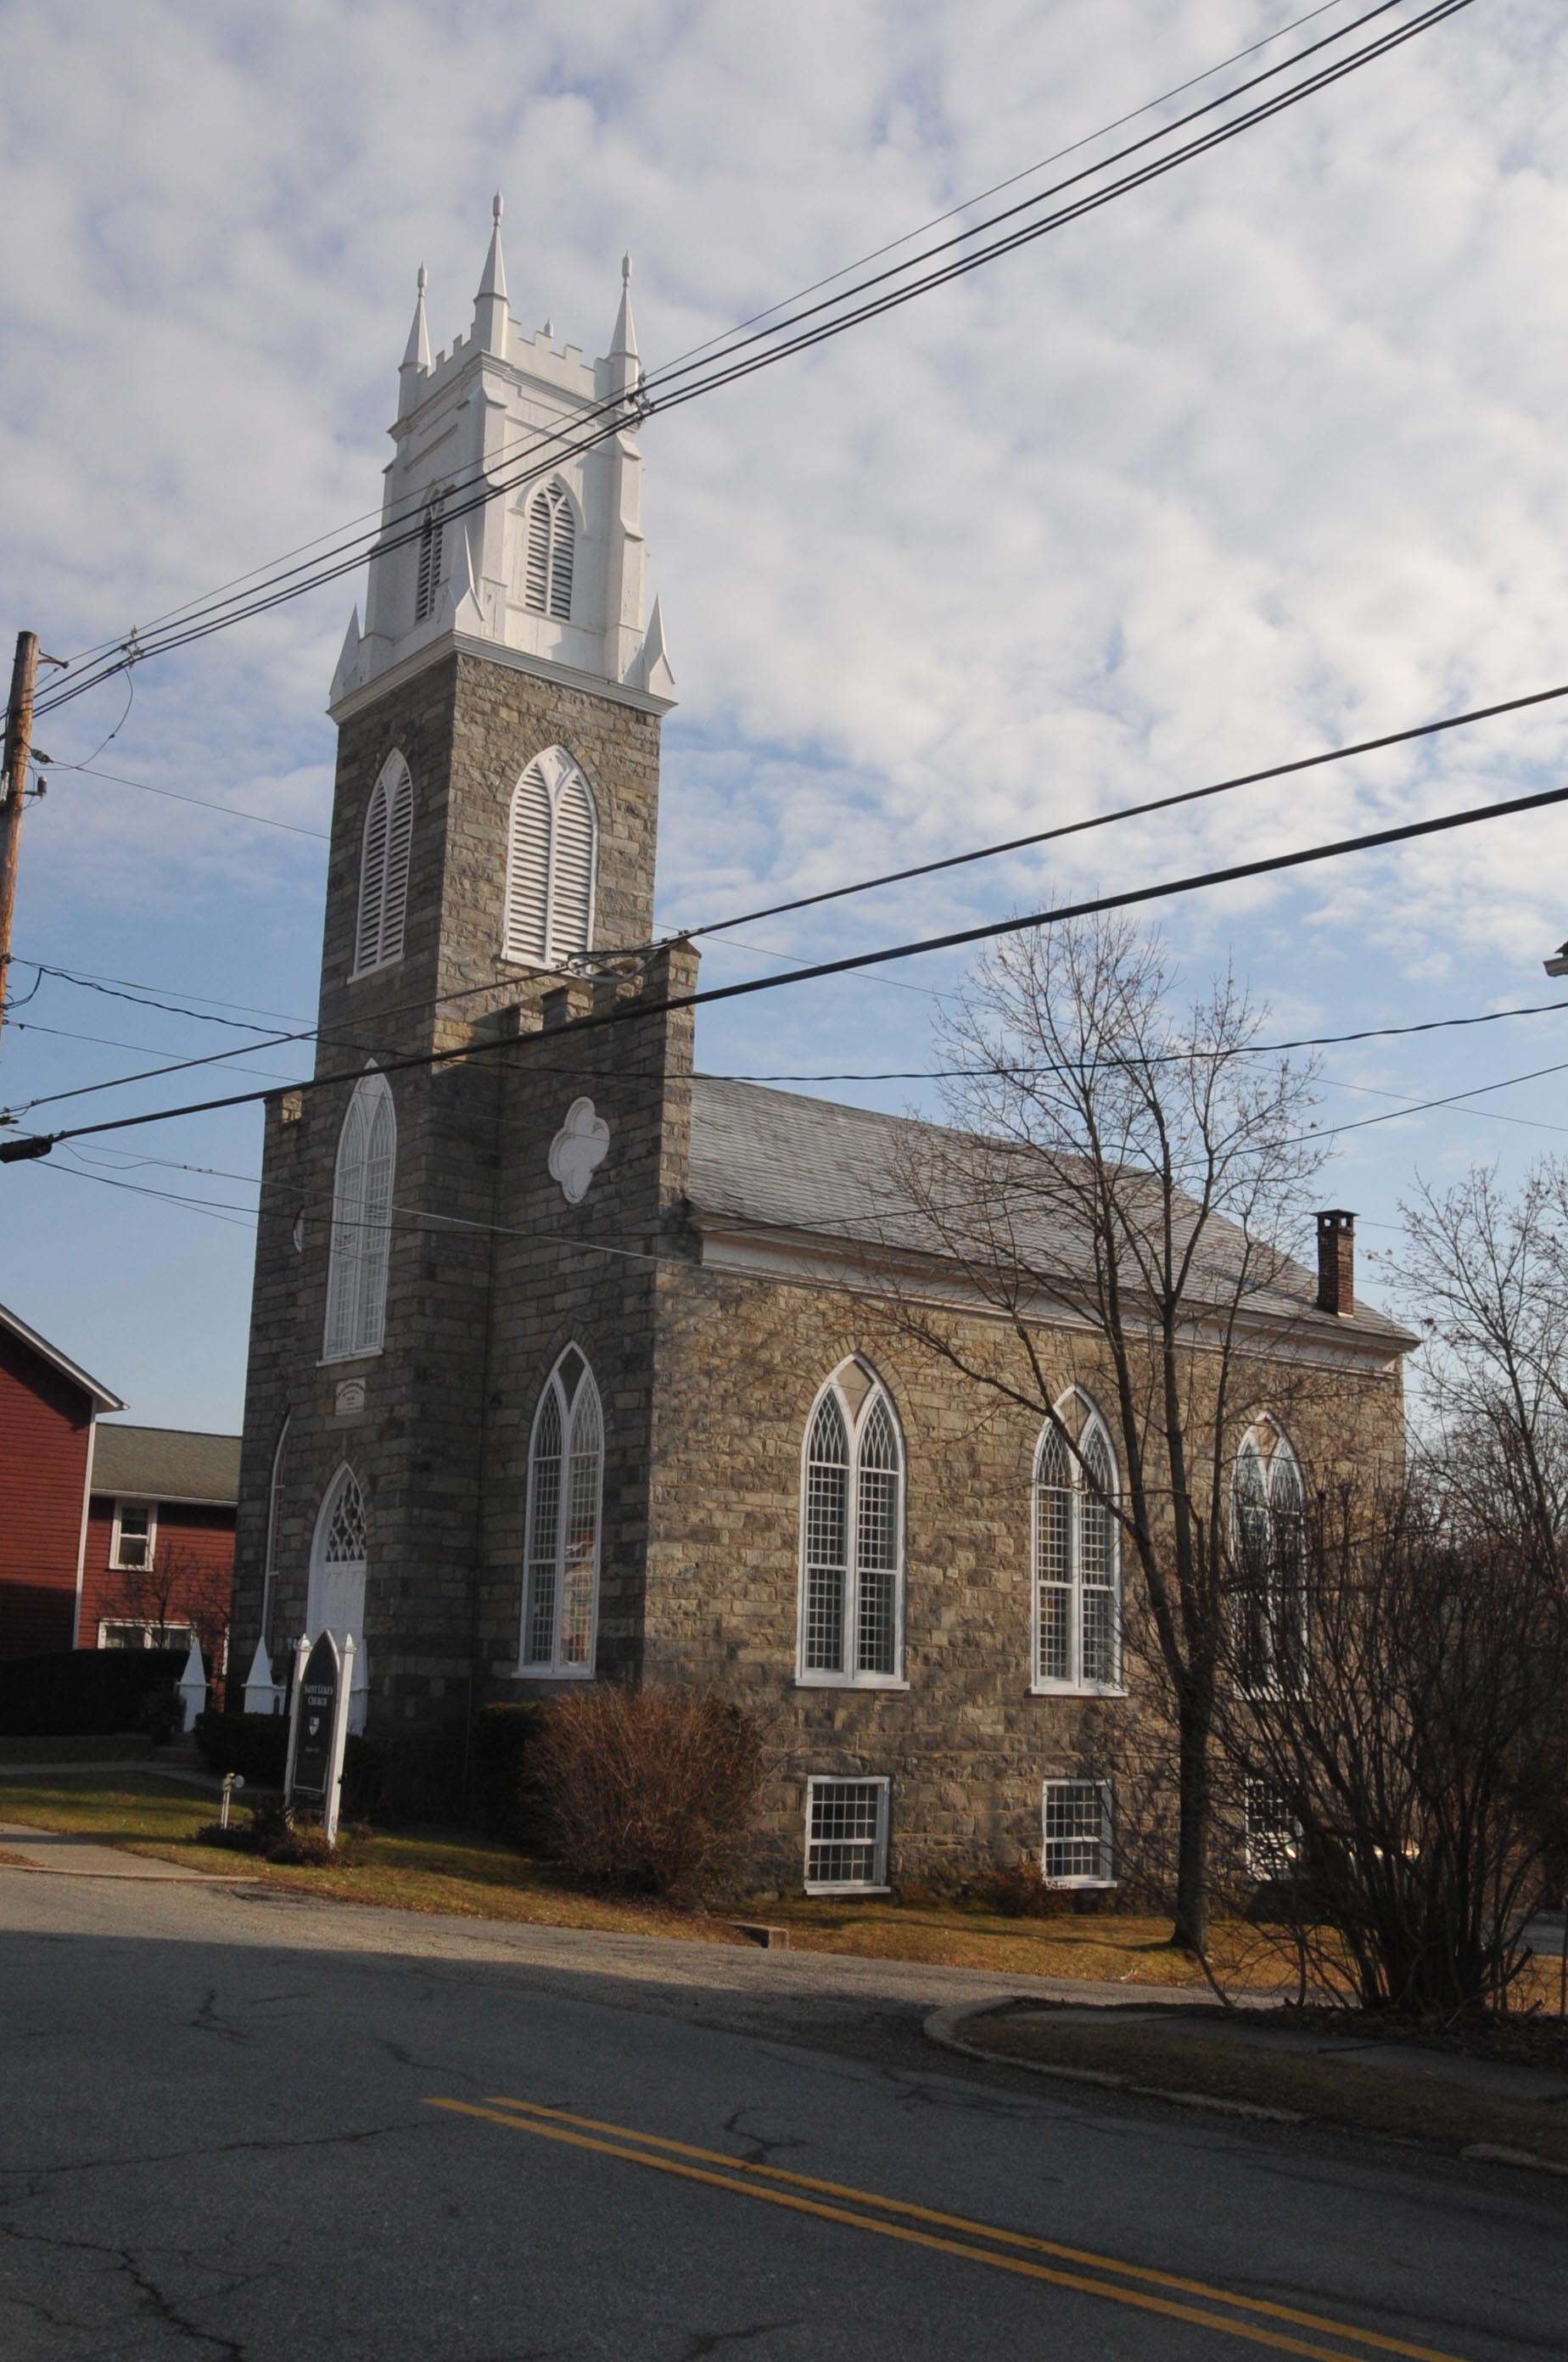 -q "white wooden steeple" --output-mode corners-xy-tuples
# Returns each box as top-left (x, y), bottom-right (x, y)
(331, 200), (674, 717)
